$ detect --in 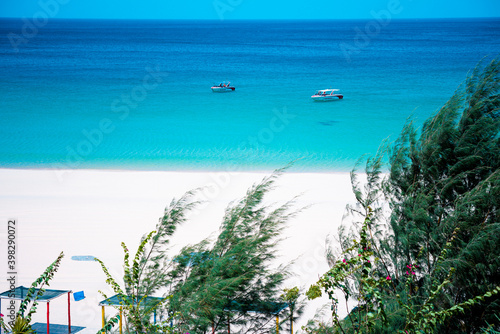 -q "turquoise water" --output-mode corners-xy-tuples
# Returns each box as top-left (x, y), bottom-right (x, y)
(1, 18), (499, 171)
